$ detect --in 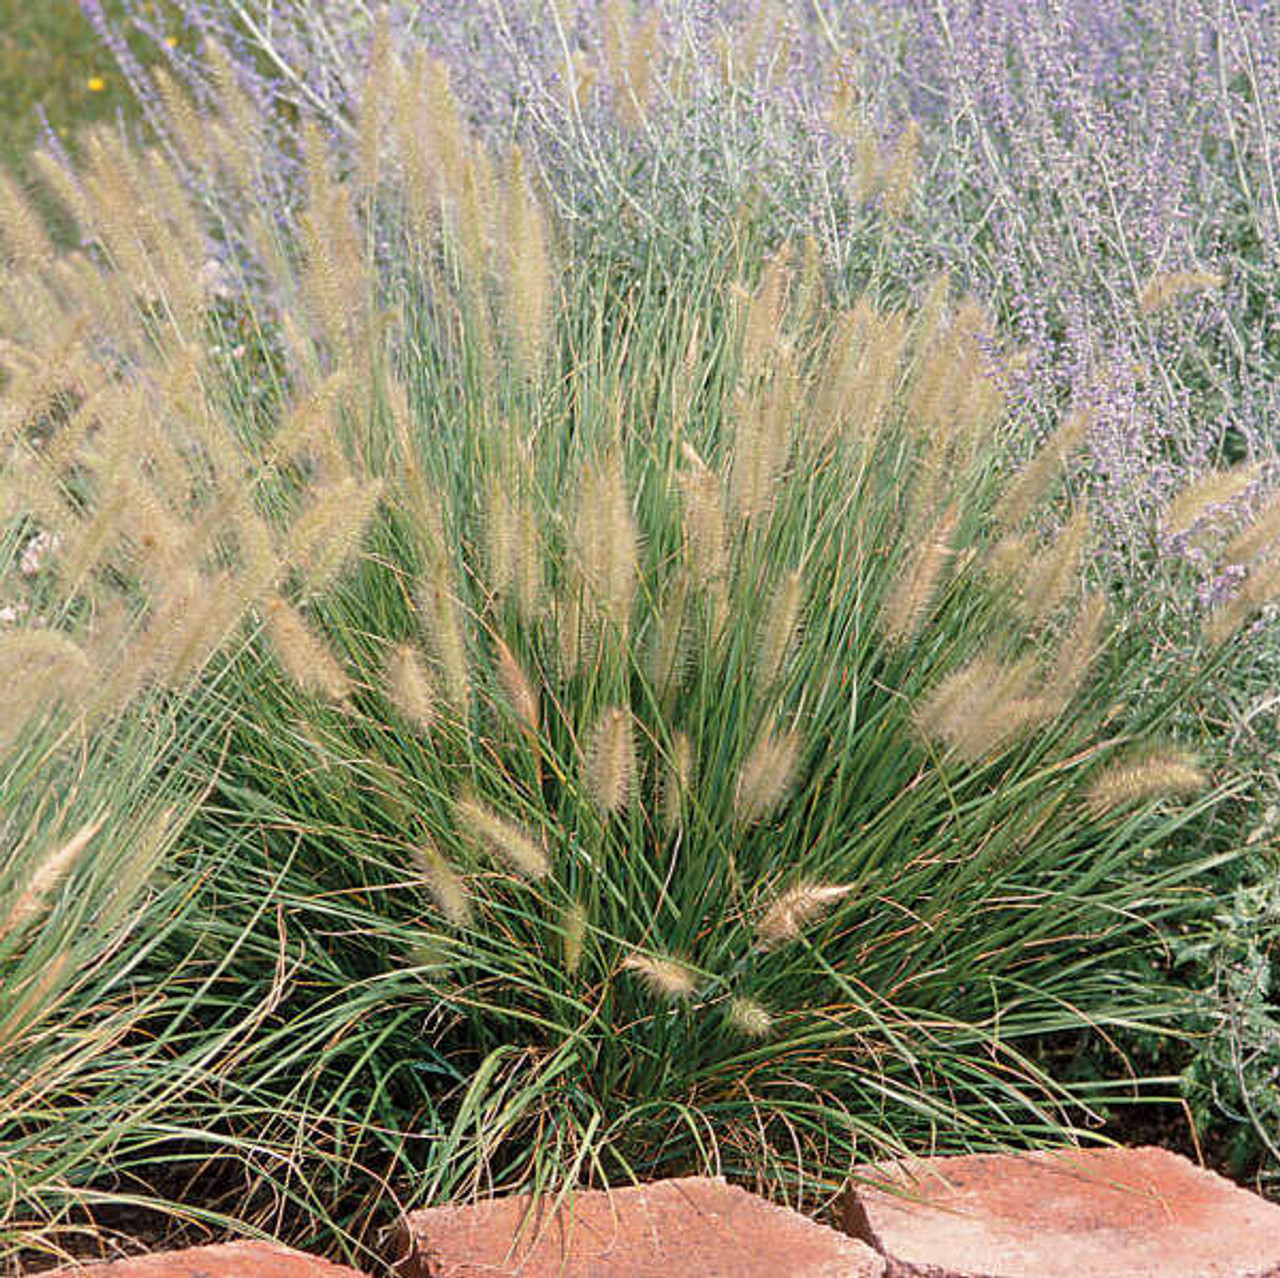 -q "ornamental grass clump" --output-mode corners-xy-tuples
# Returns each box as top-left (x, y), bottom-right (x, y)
(0, 43), (1269, 1253)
